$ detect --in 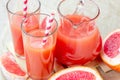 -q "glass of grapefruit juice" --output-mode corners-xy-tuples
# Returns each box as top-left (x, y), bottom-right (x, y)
(6, 0), (41, 58)
(55, 0), (102, 66)
(21, 13), (58, 80)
